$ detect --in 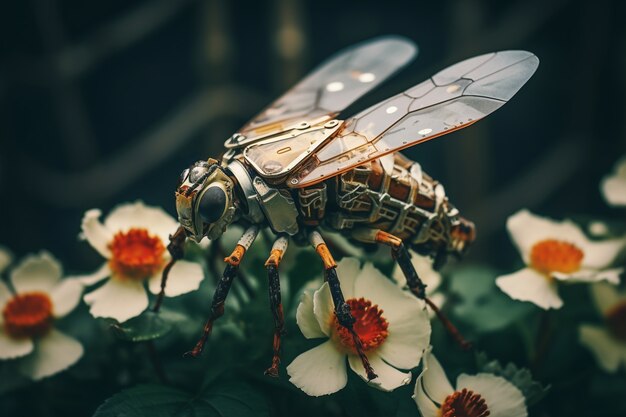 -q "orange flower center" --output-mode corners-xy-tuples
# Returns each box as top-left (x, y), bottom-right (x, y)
(2, 292), (53, 338)
(108, 228), (165, 280)
(332, 297), (389, 354)
(440, 388), (490, 417)
(606, 301), (626, 342)
(530, 239), (583, 275)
